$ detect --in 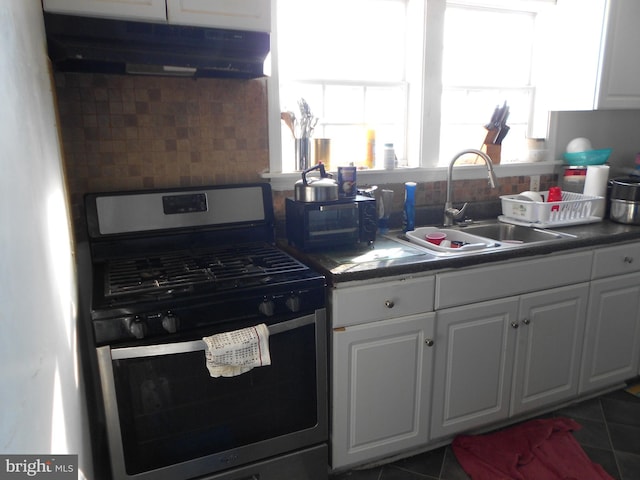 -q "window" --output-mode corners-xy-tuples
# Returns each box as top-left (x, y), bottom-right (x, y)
(440, 1), (554, 165)
(276, 0), (412, 171)
(270, 0), (558, 174)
